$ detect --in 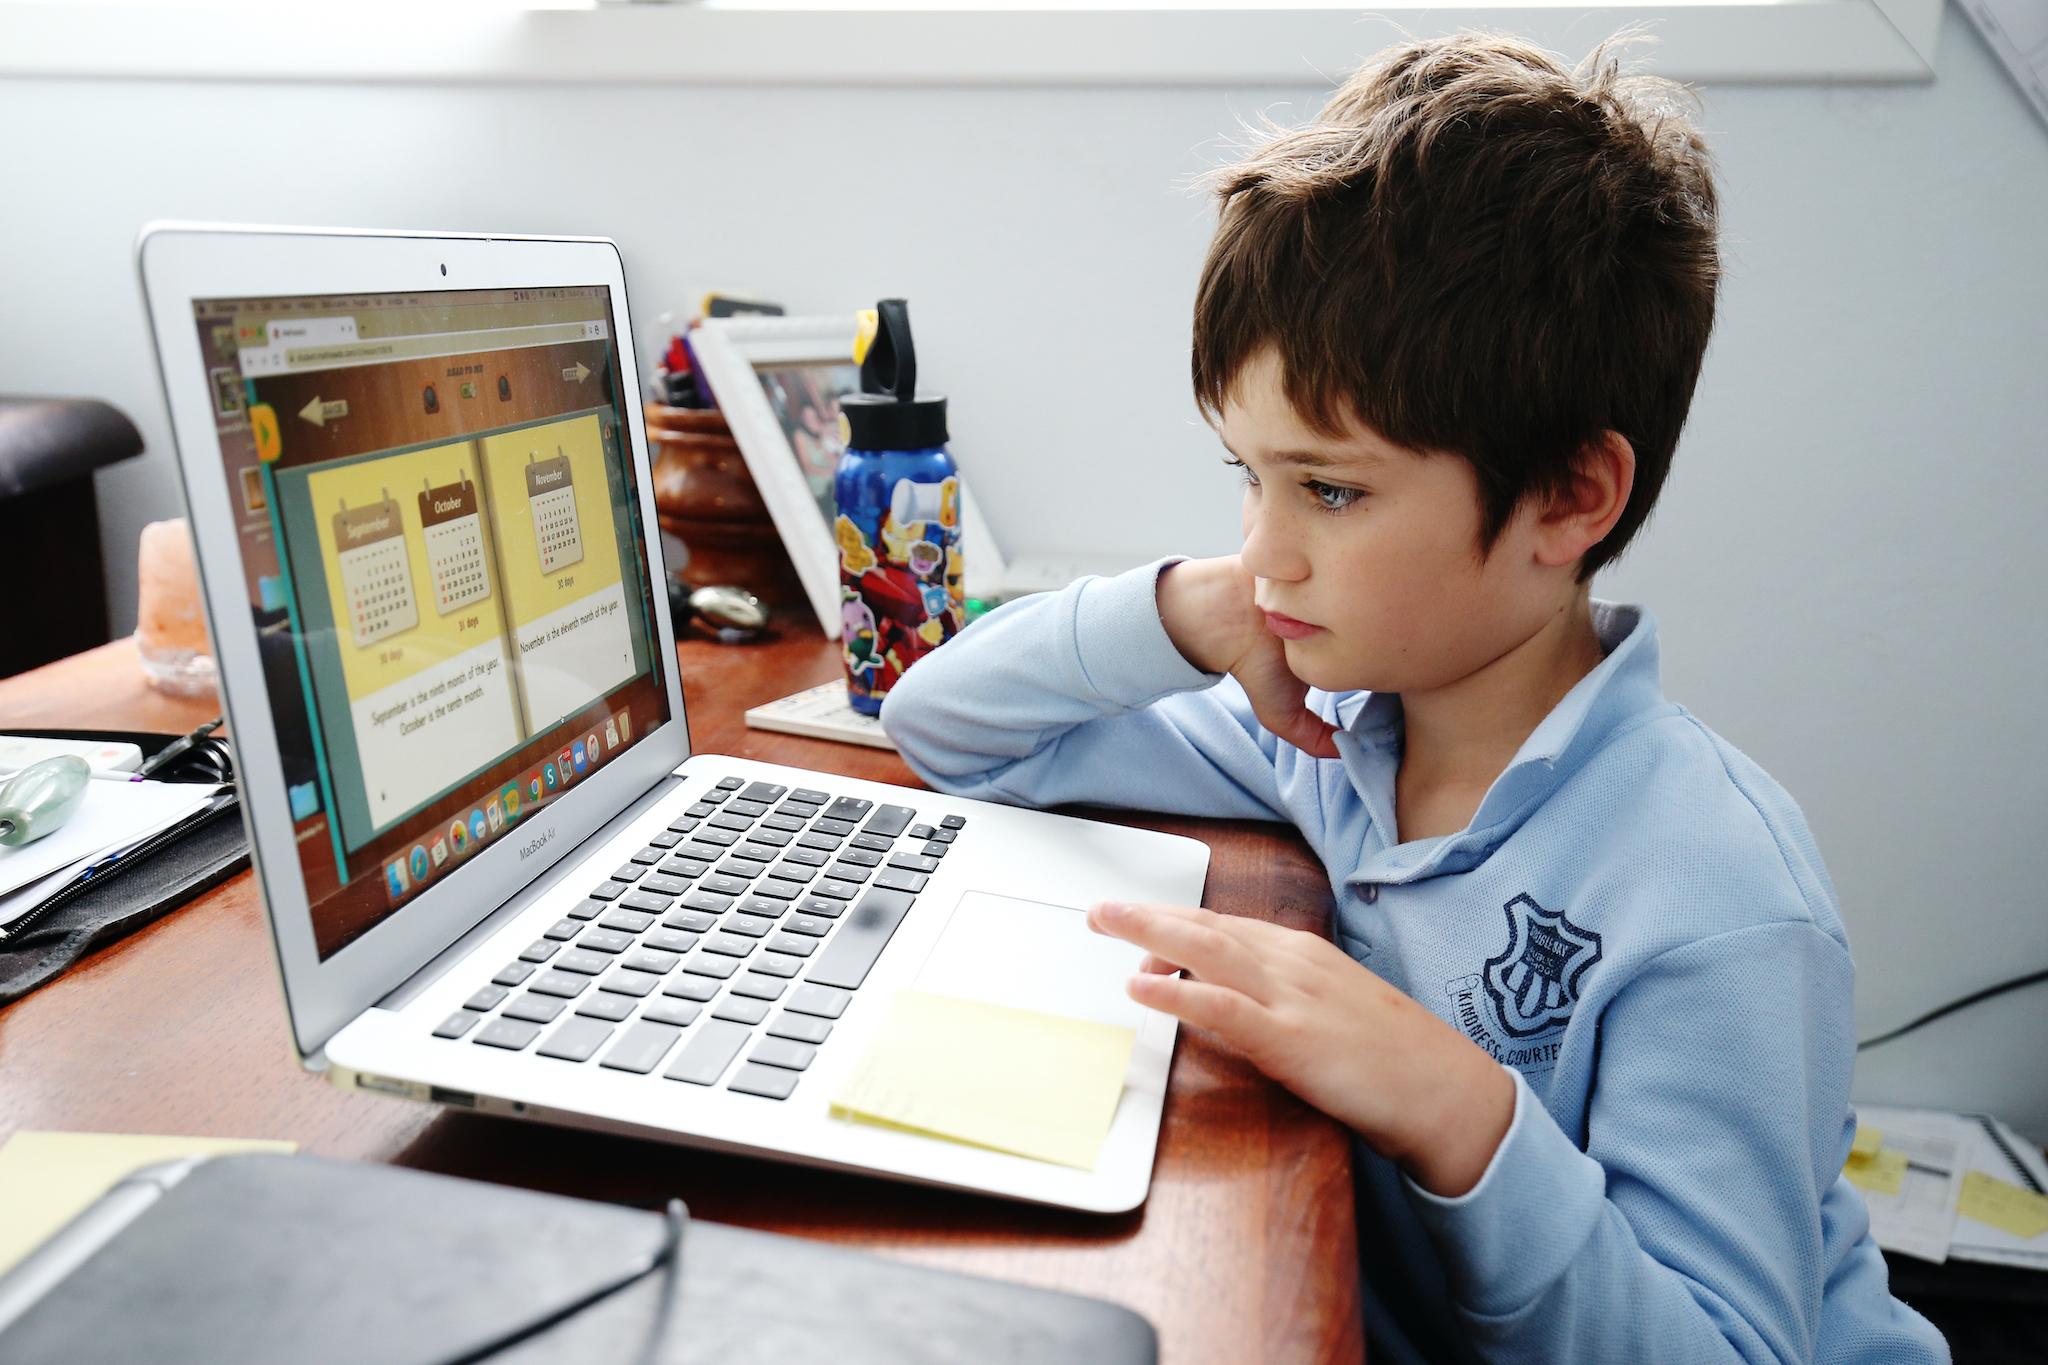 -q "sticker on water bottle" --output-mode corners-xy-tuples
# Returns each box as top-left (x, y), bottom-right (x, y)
(838, 474), (964, 707)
